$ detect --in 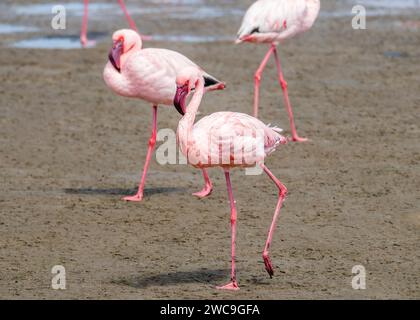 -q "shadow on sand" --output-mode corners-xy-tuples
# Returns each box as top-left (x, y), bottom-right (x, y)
(112, 269), (229, 288)
(63, 186), (187, 197)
